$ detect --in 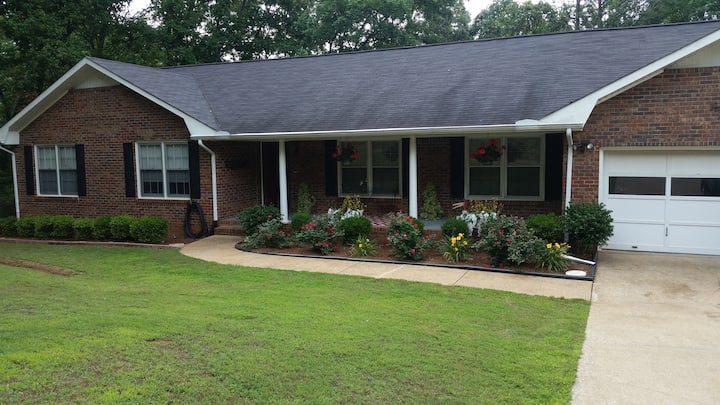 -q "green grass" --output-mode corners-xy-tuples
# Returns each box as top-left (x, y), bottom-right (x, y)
(0, 242), (589, 404)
